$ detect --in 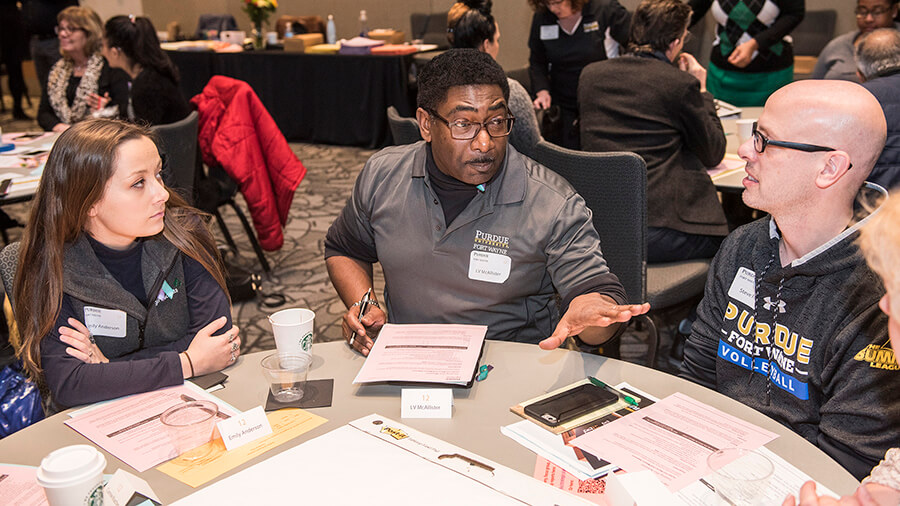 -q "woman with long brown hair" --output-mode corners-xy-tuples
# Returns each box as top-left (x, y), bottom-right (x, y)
(14, 118), (240, 410)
